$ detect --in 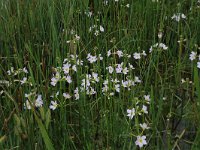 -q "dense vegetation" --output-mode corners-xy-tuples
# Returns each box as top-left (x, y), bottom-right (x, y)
(1, 0), (200, 149)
